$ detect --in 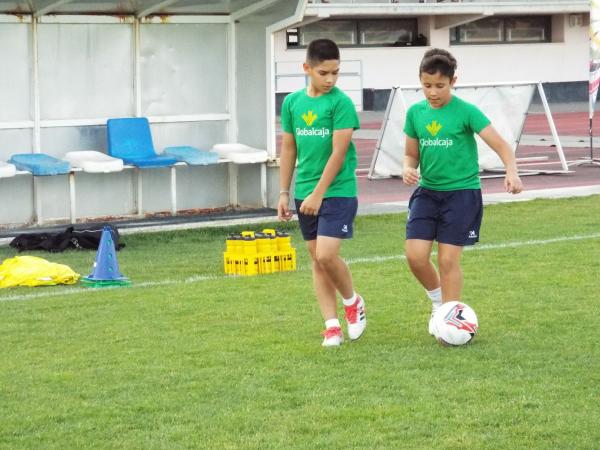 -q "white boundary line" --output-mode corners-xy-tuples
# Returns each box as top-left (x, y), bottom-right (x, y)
(2, 232), (599, 304)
